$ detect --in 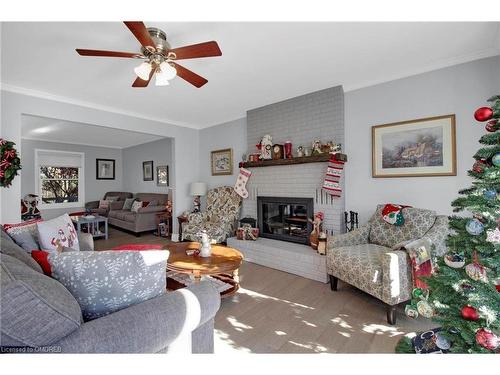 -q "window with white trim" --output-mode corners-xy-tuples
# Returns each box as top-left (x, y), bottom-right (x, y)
(35, 149), (85, 209)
